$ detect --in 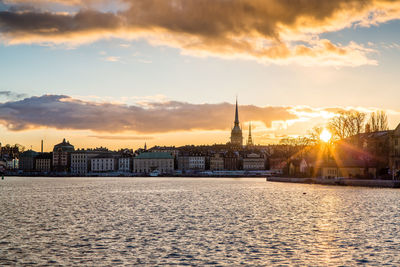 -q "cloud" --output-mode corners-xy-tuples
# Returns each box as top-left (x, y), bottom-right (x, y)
(0, 94), (297, 133)
(88, 135), (154, 140)
(0, 90), (27, 100)
(1, 0), (400, 66)
(103, 56), (120, 62)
